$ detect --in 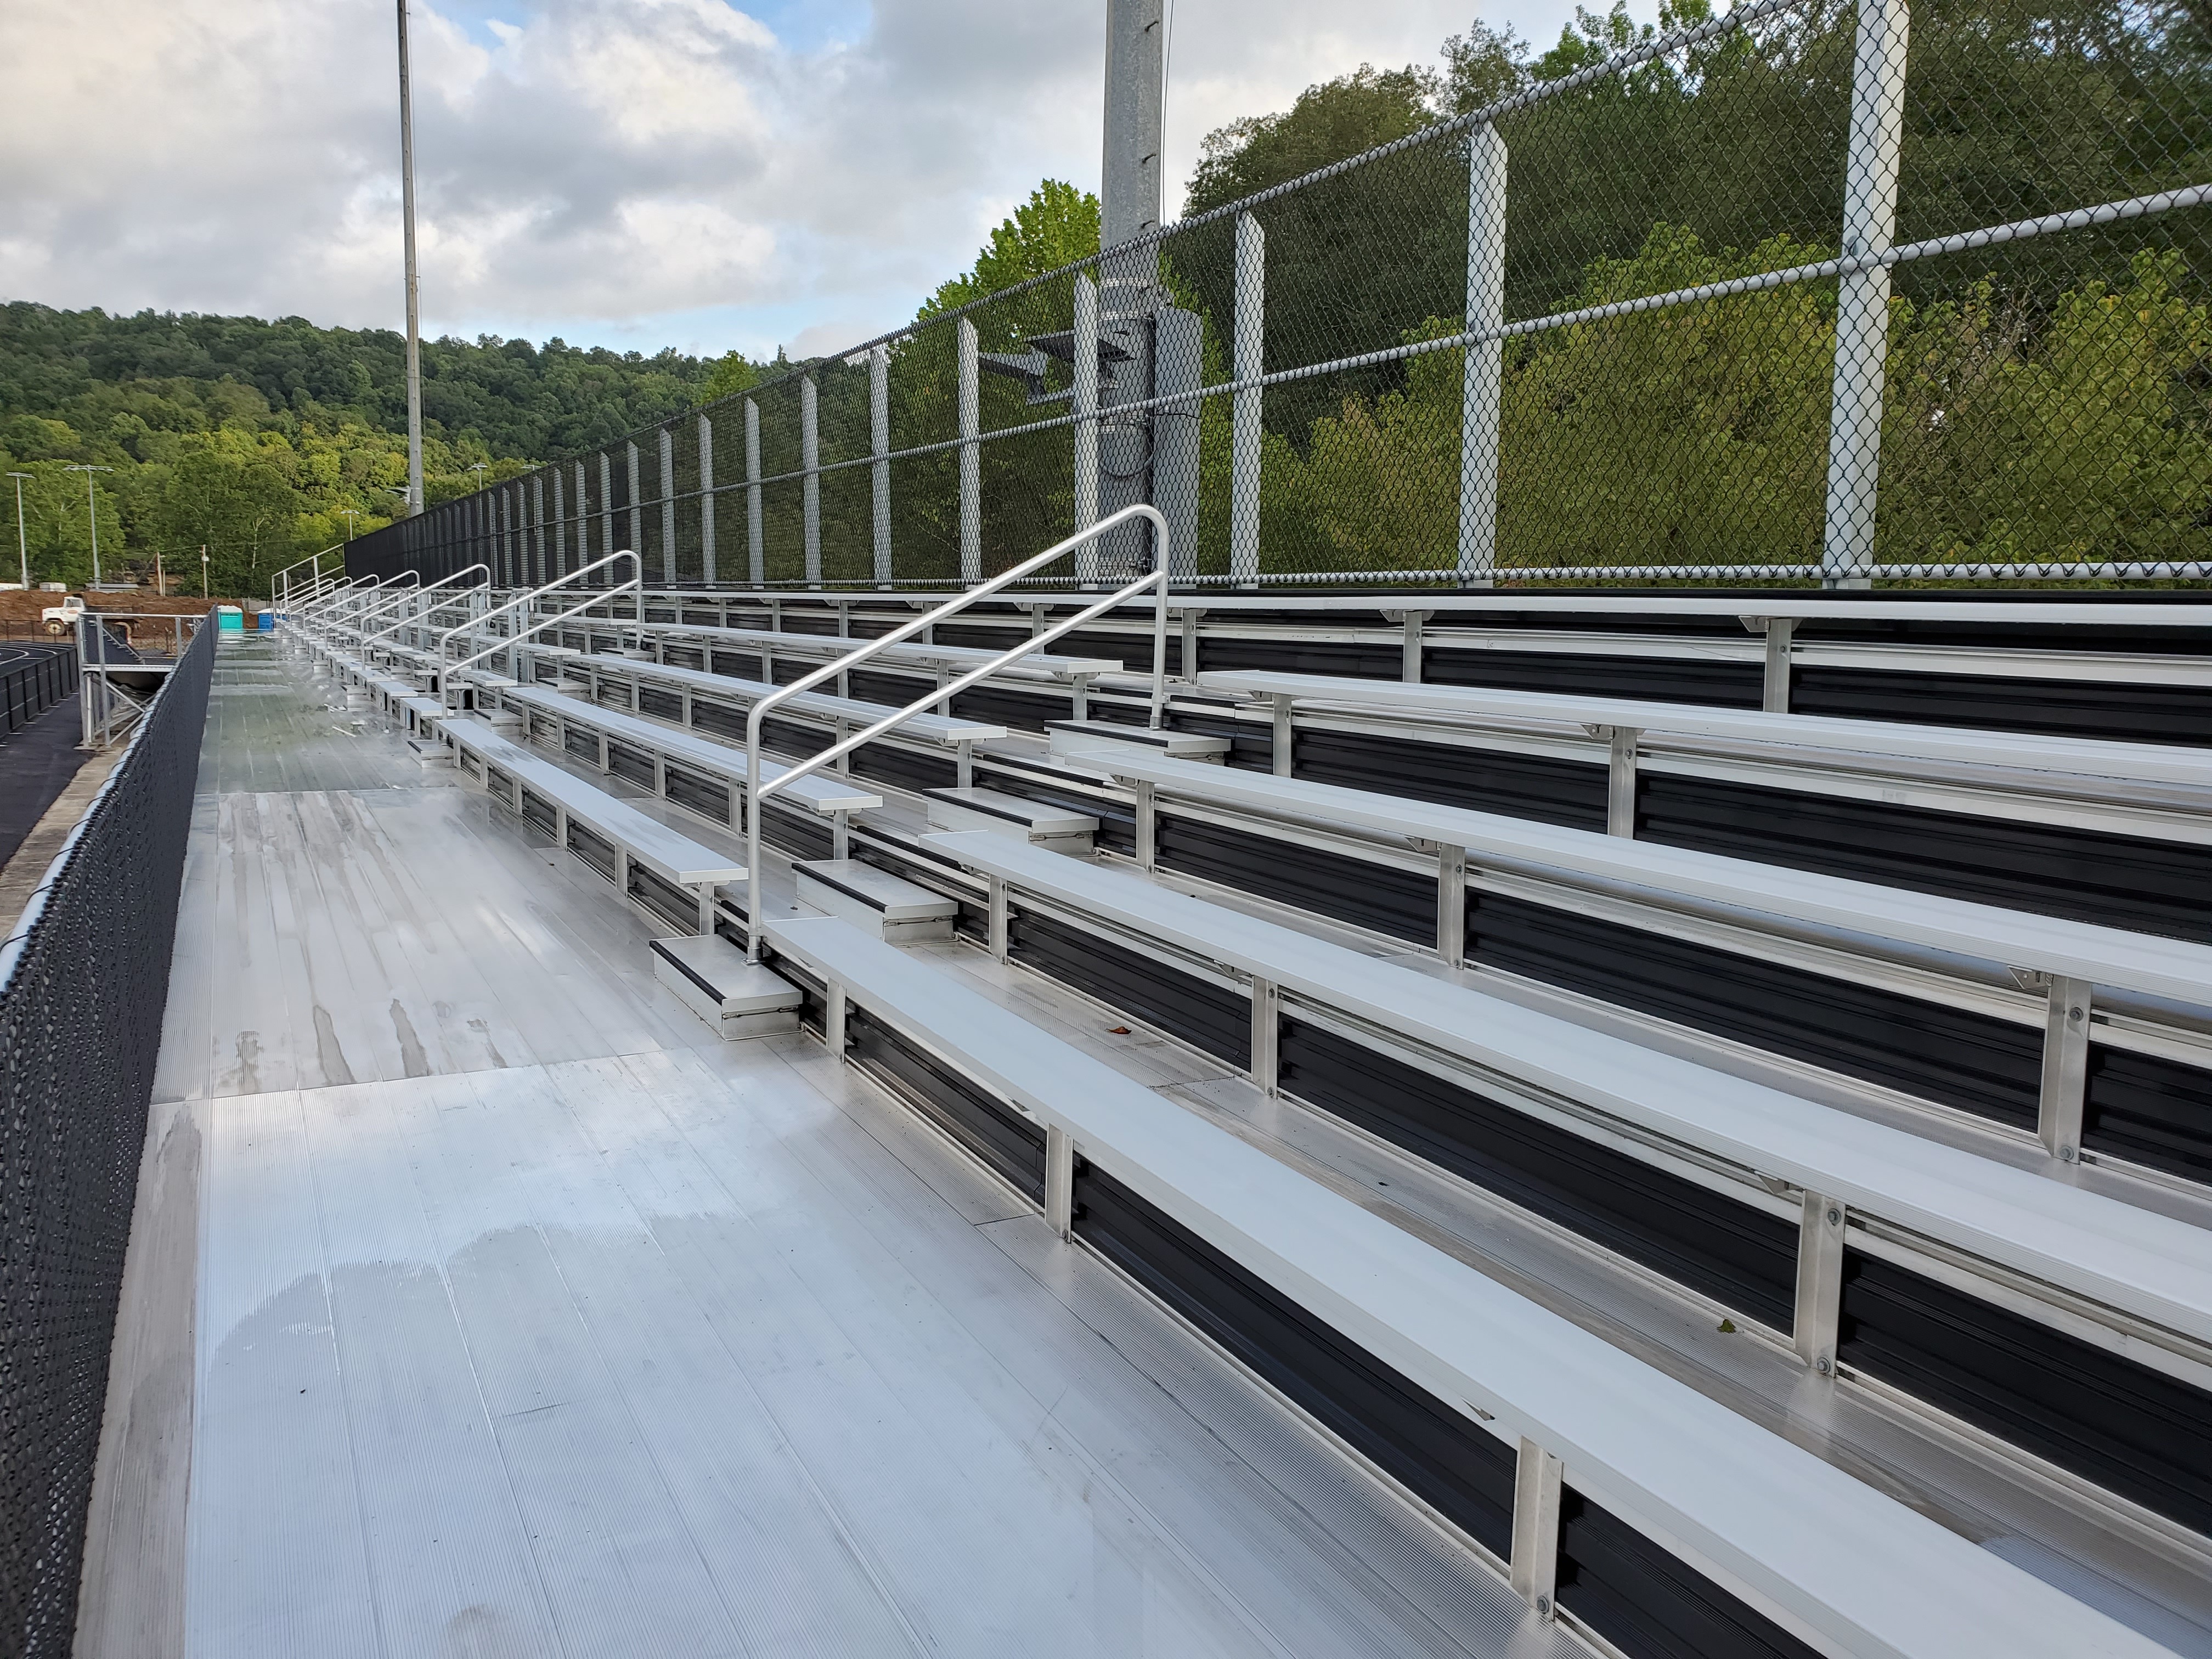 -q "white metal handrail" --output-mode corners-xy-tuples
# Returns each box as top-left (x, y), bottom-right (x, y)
(291, 569), (354, 610)
(301, 574), (376, 616)
(743, 503), (1170, 960)
(354, 564), (490, 648)
(274, 545), (343, 606)
(438, 551), (642, 712)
